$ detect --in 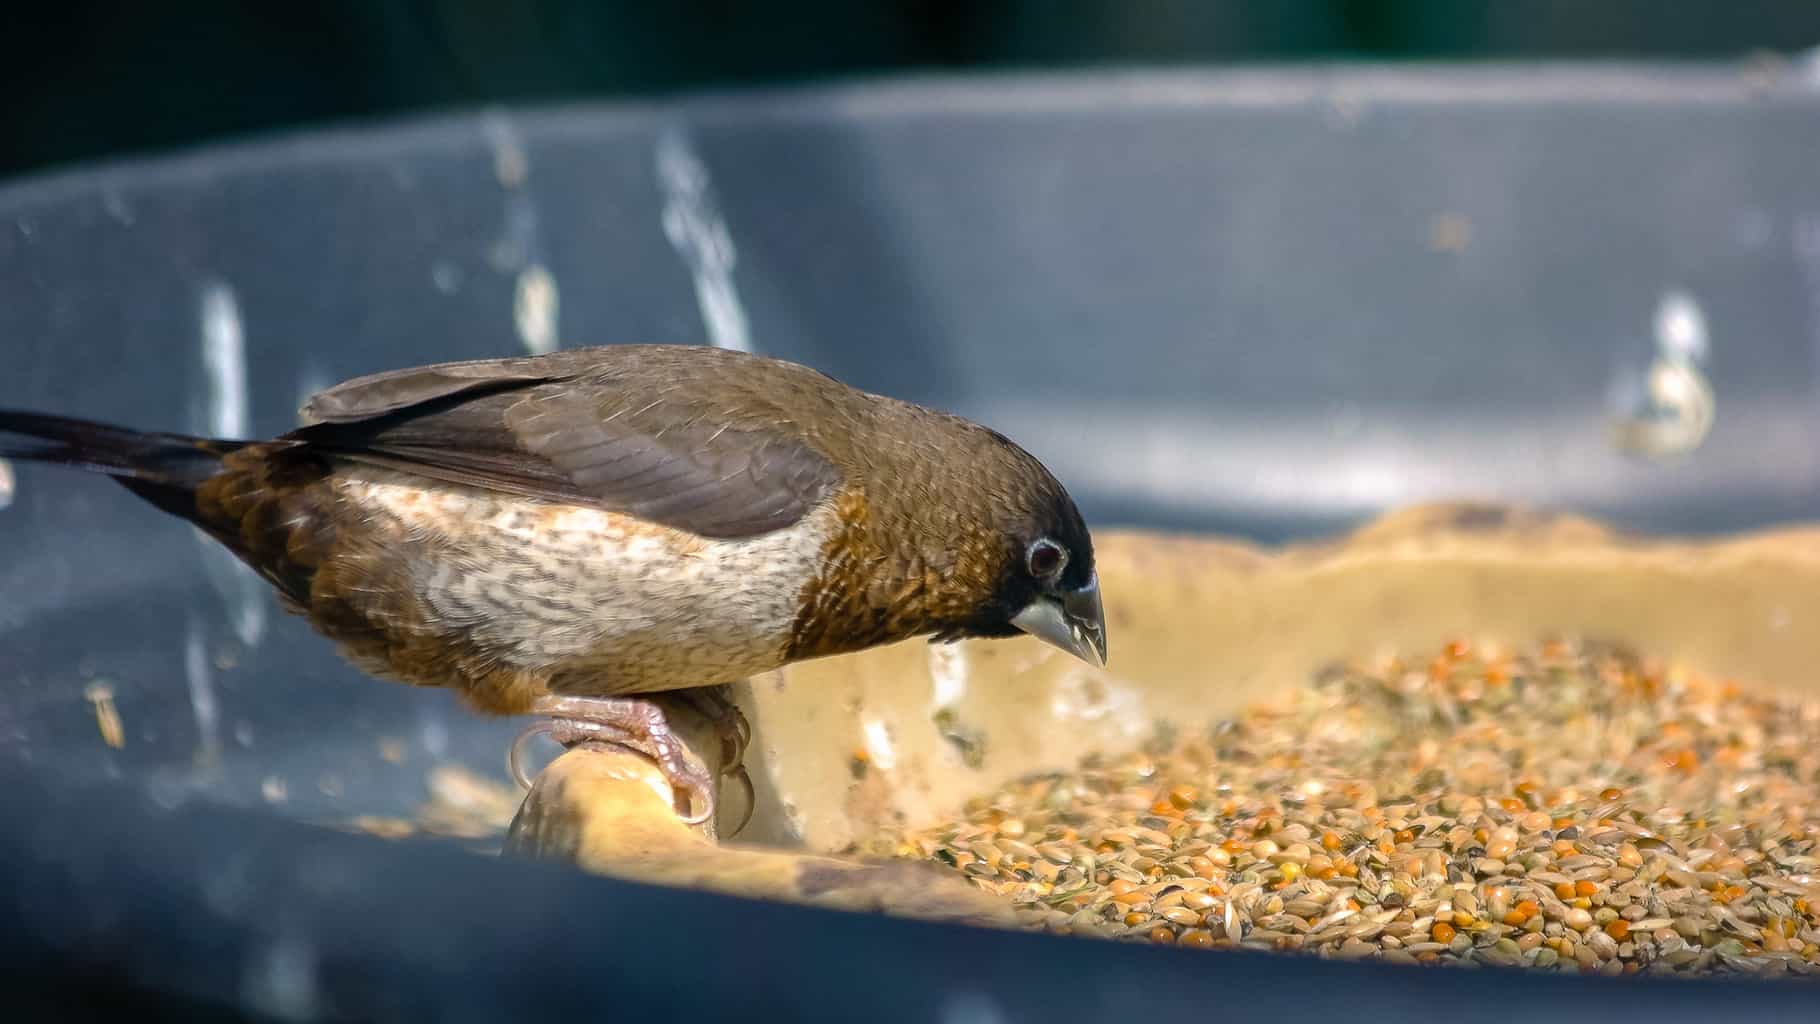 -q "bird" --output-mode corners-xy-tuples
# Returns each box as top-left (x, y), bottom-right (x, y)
(0, 343), (1107, 828)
